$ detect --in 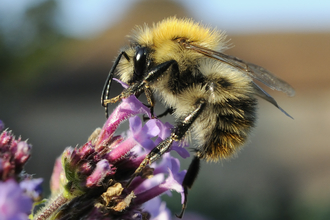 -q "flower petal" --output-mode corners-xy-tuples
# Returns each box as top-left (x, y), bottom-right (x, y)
(86, 159), (113, 187)
(0, 179), (32, 218)
(95, 96), (151, 148)
(133, 157), (185, 205)
(19, 178), (43, 201)
(143, 197), (171, 220)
